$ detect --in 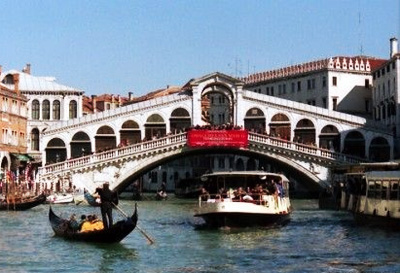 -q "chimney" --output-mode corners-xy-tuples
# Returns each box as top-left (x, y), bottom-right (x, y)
(128, 92), (133, 101)
(22, 63), (31, 74)
(13, 74), (20, 95)
(390, 37), (398, 58)
(91, 95), (97, 113)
